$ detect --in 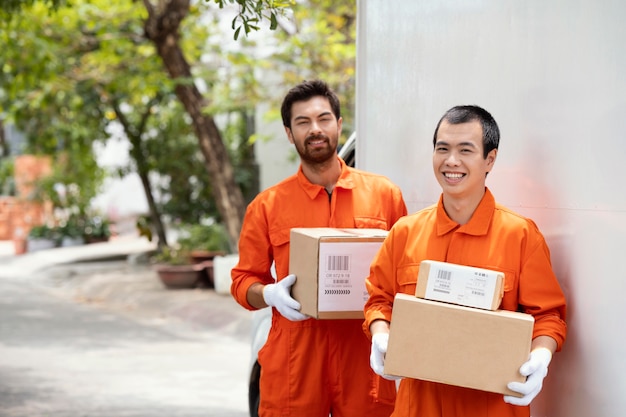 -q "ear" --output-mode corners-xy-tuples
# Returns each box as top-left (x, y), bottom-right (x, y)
(337, 116), (343, 137)
(485, 148), (498, 172)
(285, 126), (295, 144)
